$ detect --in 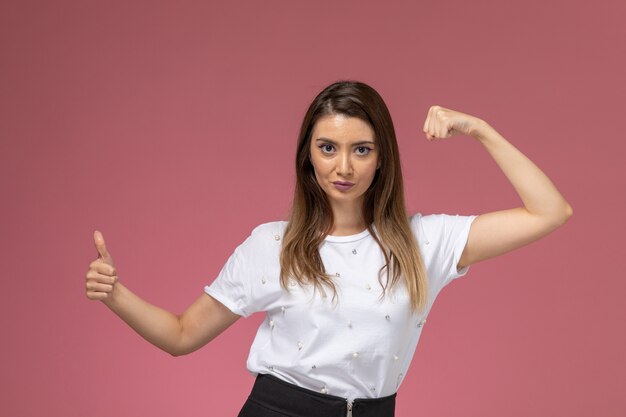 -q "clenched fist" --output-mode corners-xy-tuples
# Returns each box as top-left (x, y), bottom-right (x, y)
(85, 231), (119, 301)
(423, 105), (487, 141)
